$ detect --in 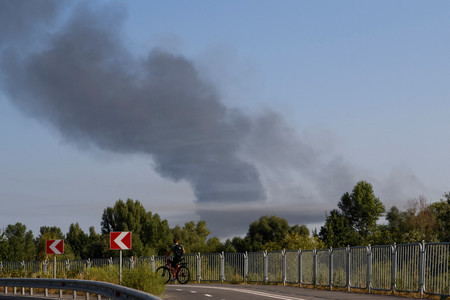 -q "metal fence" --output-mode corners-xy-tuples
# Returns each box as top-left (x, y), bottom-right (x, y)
(1, 242), (449, 298)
